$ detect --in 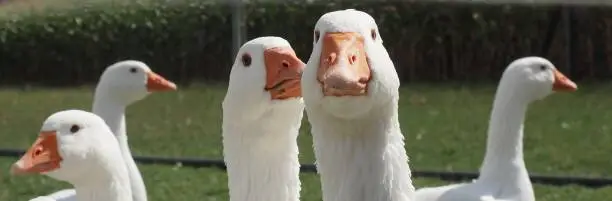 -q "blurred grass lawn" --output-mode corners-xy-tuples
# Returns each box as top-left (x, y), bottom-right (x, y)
(0, 83), (610, 200)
